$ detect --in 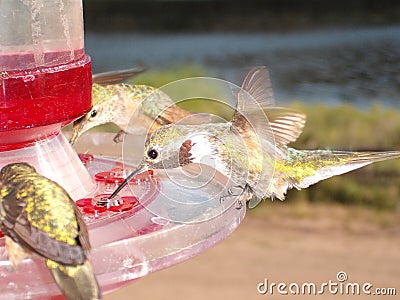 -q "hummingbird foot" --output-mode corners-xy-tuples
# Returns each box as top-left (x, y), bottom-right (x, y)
(94, 194), (122, 208)
(5, 237), (31, 270)
(235, 200), (243, 210)
(113, 130), (127, 143)
(219, 185), (246, 209)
